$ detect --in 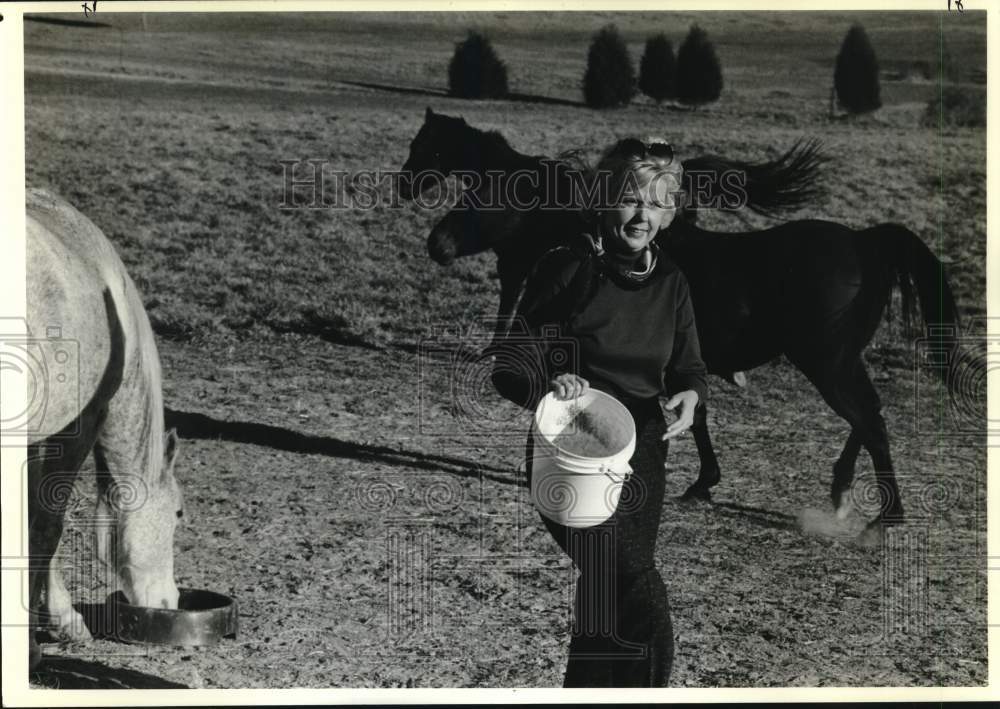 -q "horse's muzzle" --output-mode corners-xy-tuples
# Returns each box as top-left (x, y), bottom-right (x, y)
(124, 576), (180, 610)
(427, 228), (457, 266)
